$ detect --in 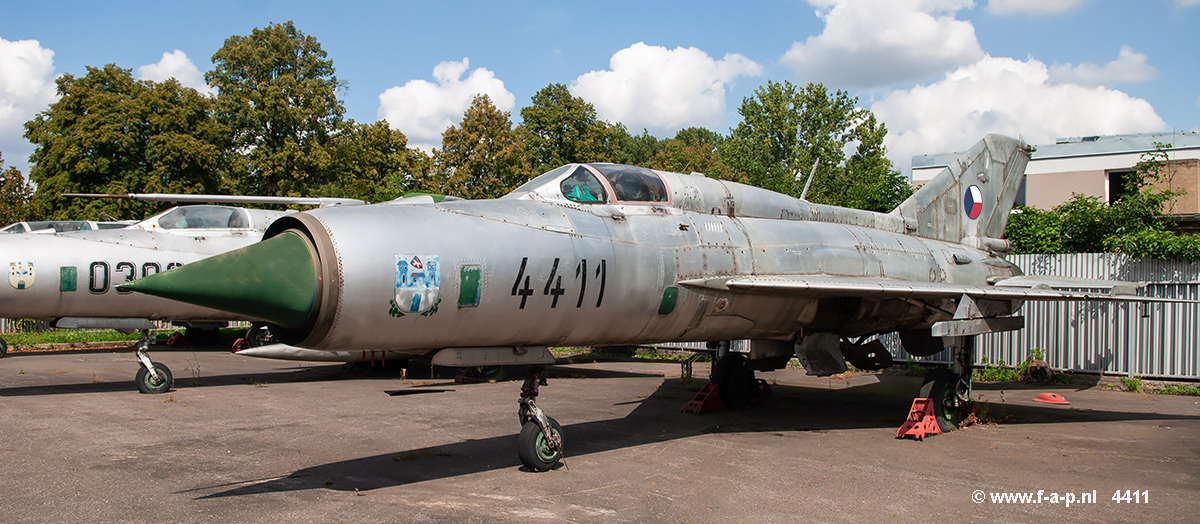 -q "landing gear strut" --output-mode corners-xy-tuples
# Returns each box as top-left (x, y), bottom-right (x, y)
(516, 365), (563, 471)
(710, 346), (759, 409)
(132, 329), (172, 394)
(919, 337), (974, 432)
